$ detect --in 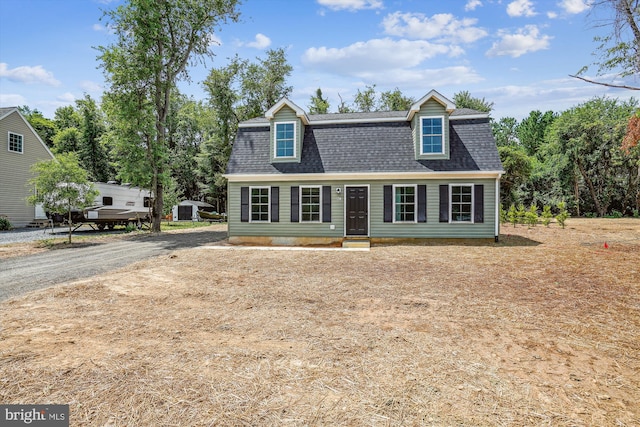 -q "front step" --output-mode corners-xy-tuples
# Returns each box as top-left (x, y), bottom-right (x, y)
(342, 239), (370, 249)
